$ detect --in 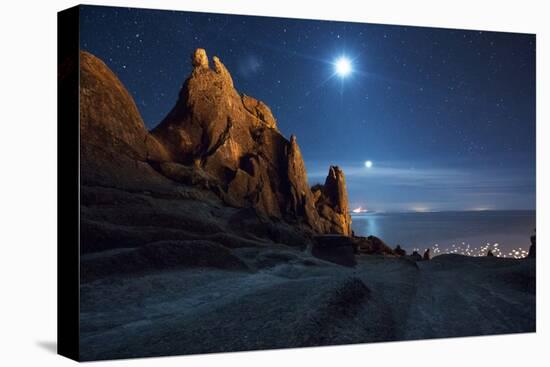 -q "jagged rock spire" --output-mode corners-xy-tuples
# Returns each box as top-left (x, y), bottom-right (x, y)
(192, 48), (209, 68)
(151, 48), (352, 236)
